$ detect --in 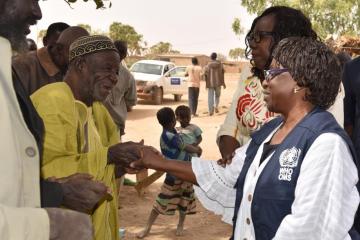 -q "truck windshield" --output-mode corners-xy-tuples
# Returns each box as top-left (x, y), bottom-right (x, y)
(131, 63), (163, 75)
